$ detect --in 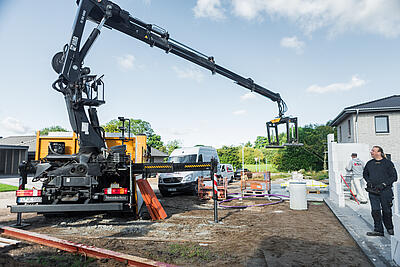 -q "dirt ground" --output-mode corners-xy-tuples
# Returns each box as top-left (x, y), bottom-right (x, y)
(0, 180), (371, 267)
